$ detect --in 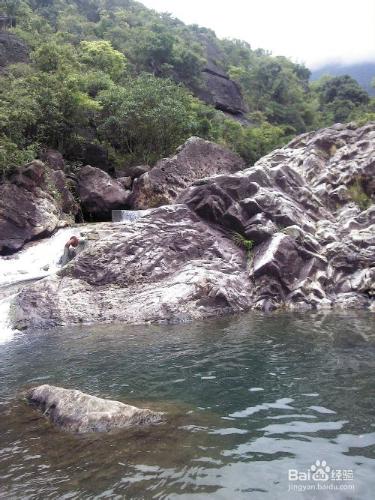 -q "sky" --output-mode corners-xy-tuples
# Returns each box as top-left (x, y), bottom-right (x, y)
(140, 0), (375, 69)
